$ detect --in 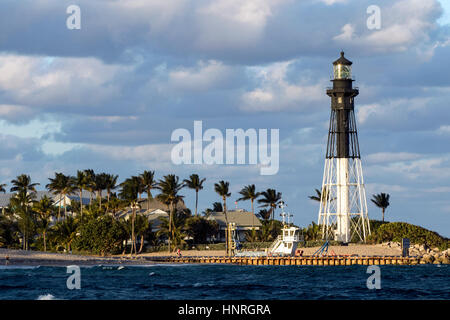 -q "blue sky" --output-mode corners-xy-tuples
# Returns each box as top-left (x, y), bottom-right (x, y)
(0, 0), (449, 237)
